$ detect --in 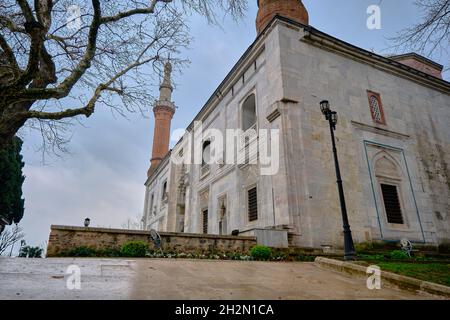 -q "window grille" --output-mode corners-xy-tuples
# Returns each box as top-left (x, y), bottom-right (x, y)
(248, 187), (258, 222)
(380, 184), (404, 224)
